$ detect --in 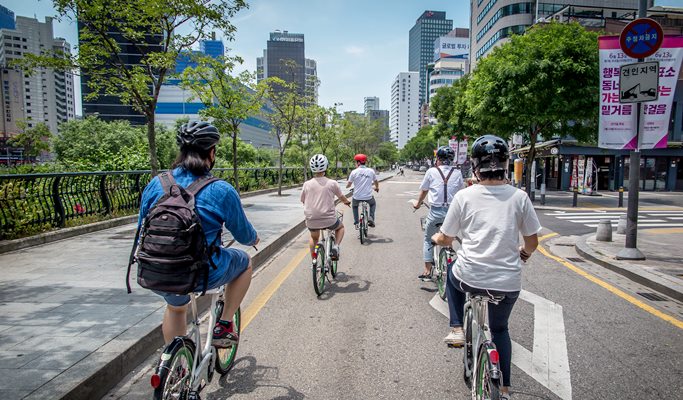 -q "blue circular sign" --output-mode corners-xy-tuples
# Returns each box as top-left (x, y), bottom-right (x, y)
(620, 18), (664, 59)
